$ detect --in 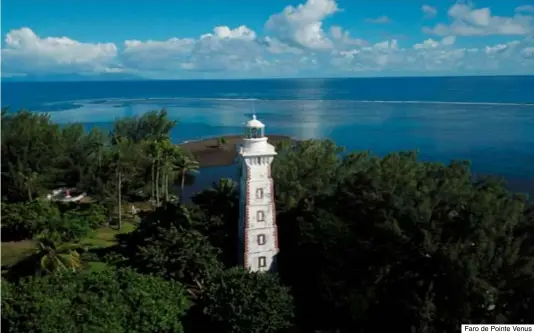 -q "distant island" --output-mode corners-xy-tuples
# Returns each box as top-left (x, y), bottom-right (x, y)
(2, 72), (146, 82)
